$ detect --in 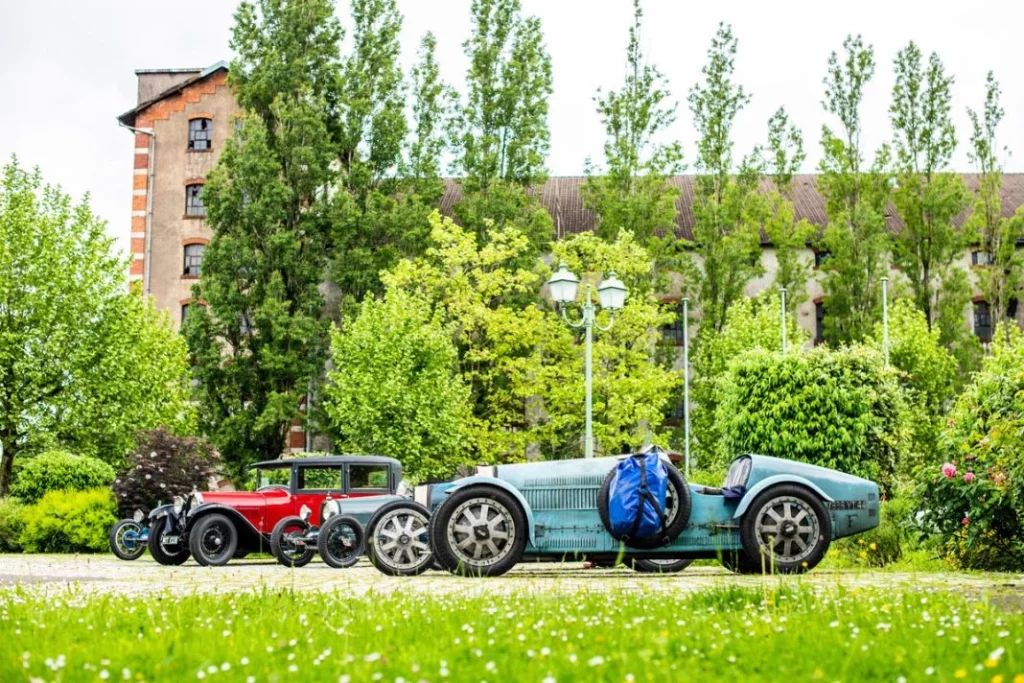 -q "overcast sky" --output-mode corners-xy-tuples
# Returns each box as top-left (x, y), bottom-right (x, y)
(2, 0), (1022, 256)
